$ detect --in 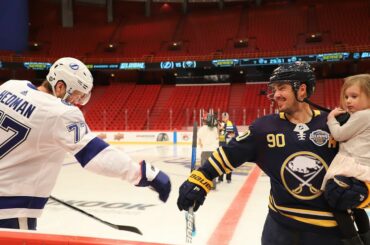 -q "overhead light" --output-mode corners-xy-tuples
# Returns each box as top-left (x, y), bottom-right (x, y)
(168, 41), (182, 51)
(105, 43), (117, 52)
(306, 33), (322, 43)
(234, 38), (248, 48)
(28, 41), (41, 51)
